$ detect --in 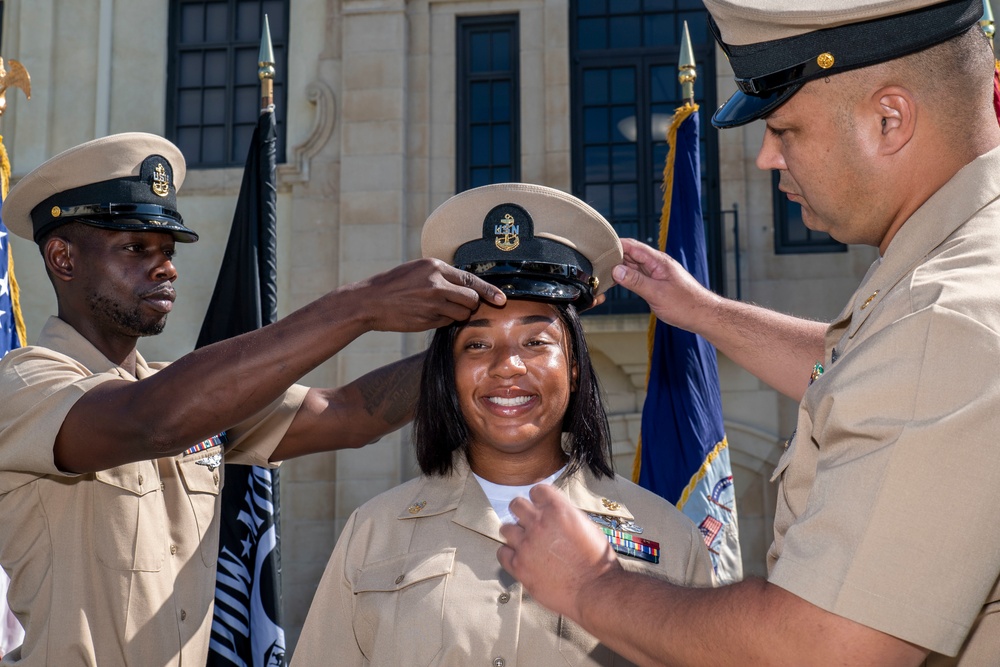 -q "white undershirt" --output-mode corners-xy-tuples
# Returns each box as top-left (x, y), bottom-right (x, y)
(472, 466), (567, 525)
